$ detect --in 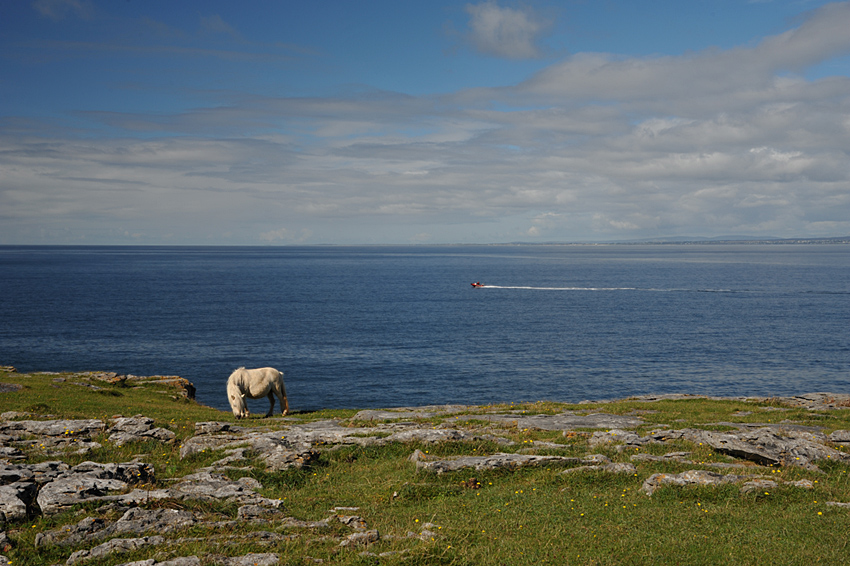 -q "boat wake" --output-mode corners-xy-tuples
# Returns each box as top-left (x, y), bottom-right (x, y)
(474, 285), (744, 293)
